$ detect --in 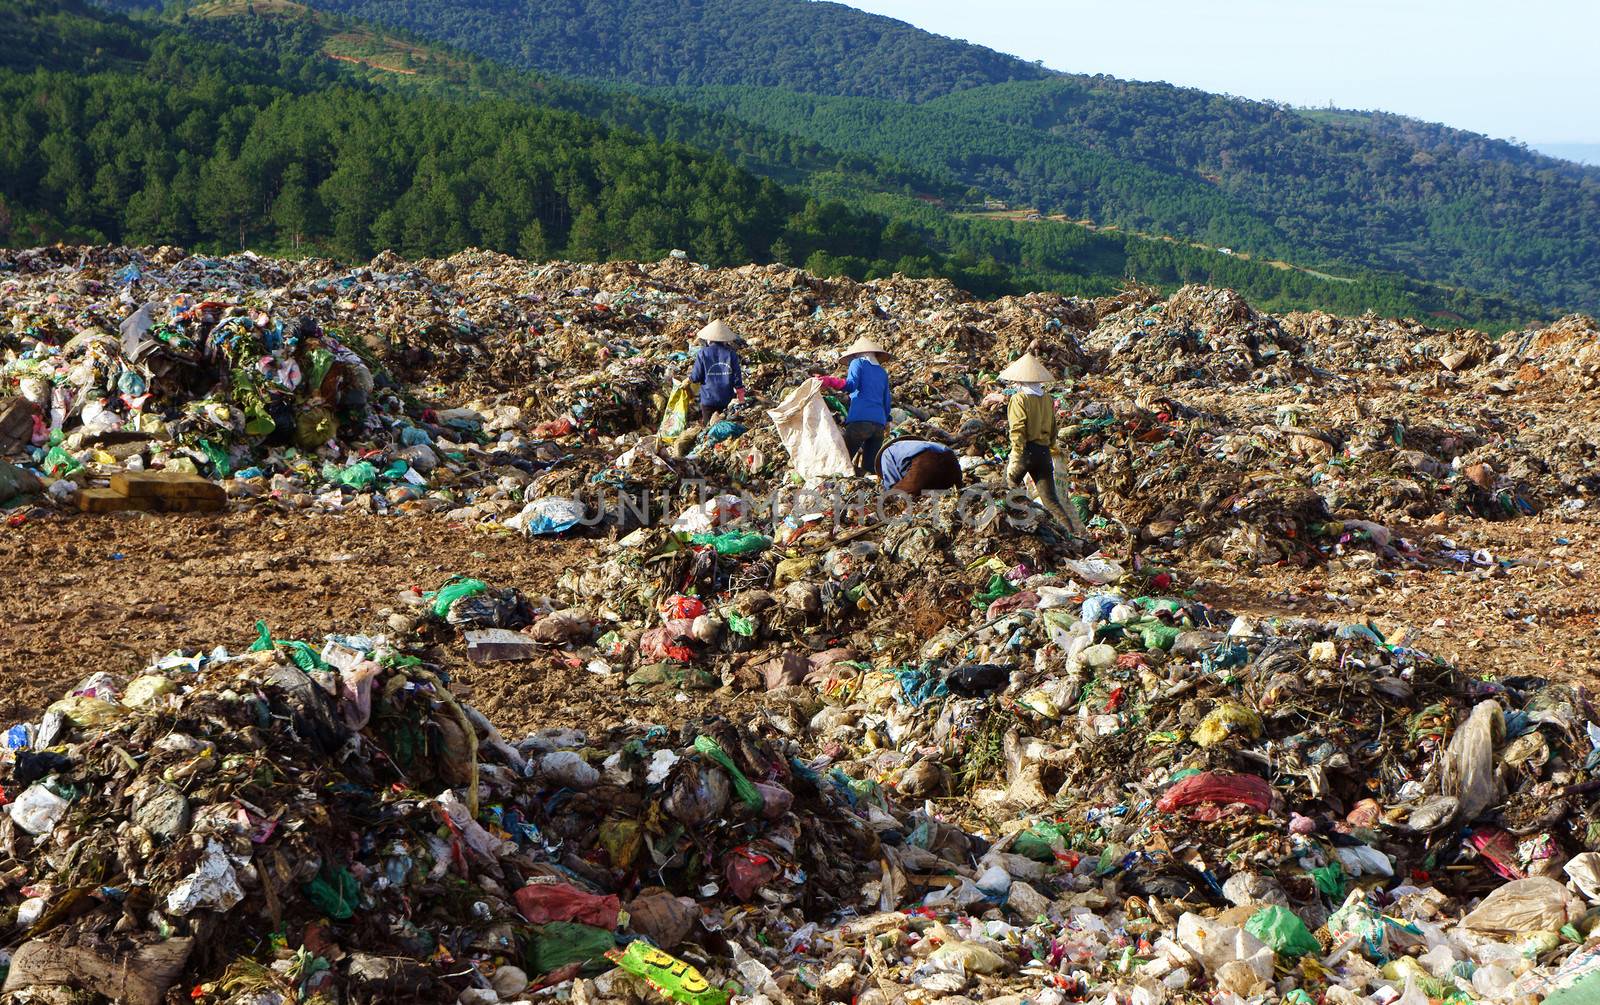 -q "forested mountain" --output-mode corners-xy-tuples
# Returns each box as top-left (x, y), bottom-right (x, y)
(174, 0), (1600, 312)
(0, 0), (968, 280)
(102, 0), (1050, 100)
(0, 0), (1549, 327)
